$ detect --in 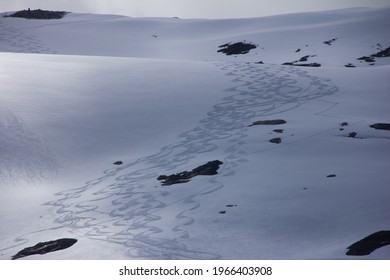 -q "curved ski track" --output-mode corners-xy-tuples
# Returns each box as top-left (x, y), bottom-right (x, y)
(15, 61), (338, 259)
